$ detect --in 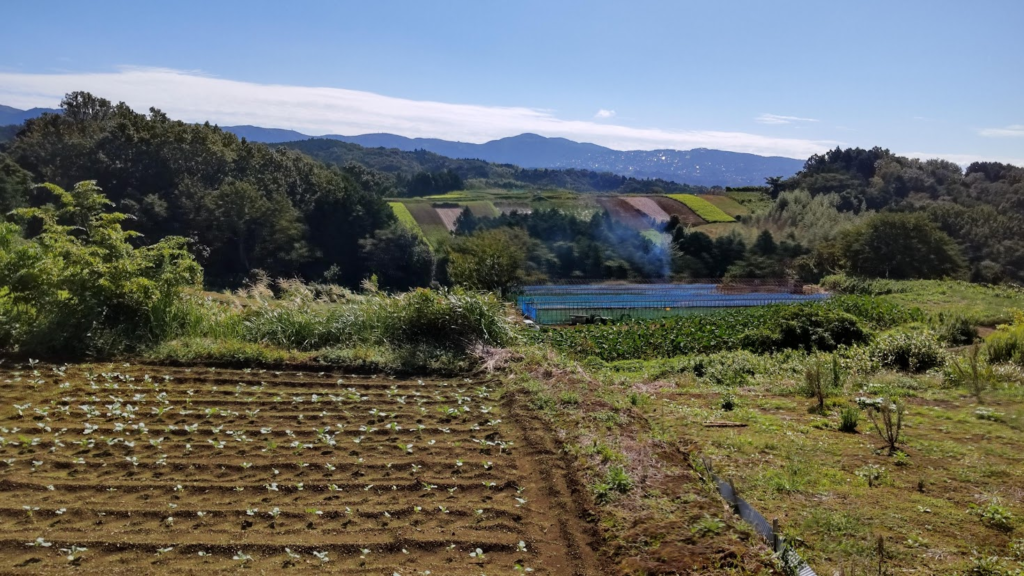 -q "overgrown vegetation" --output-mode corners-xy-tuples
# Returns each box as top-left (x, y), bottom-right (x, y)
(0, 182), (513, 370)
(540, 297), (911, 362)
(0, 182), (201, 355)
